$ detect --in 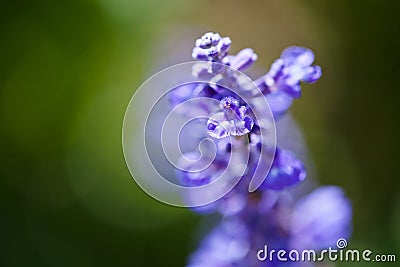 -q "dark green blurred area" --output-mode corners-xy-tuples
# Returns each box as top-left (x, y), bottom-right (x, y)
(0, 0), (399, 266)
